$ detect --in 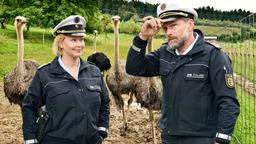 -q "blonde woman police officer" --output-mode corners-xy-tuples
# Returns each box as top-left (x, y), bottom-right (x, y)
(22, 15), (109, 144)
